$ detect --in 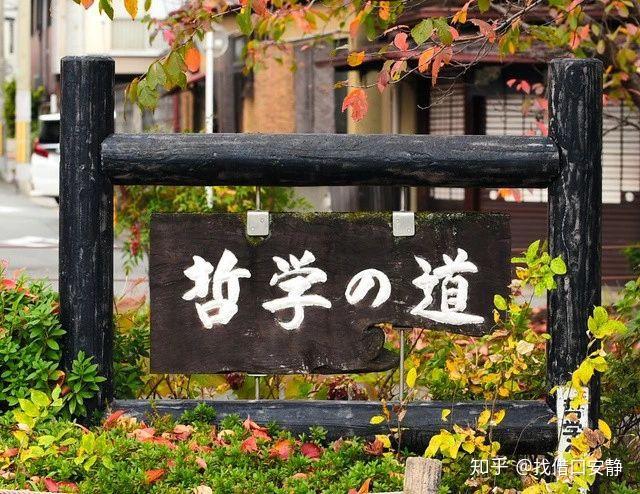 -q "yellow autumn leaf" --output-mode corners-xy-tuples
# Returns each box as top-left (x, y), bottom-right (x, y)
(441, 409), (451, 422)
(478, 409), (491, 427)
(406, 367), (418, 389)
(347, 51), (365, 67)
(424, 434), (442, 458)
(598, 419), (612, 440)
(124, 0), (138, 19)
(370, 415), (385, 425)
(491, 409), (506, 426)
(516, 340), (535, 355)
(375, 434), (391, 448)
